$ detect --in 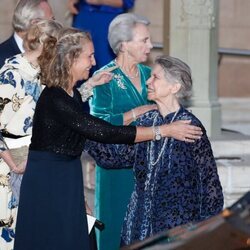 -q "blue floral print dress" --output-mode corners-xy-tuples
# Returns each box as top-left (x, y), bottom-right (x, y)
(85, 107), (224, 246)
(0, 54), (42, 250)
